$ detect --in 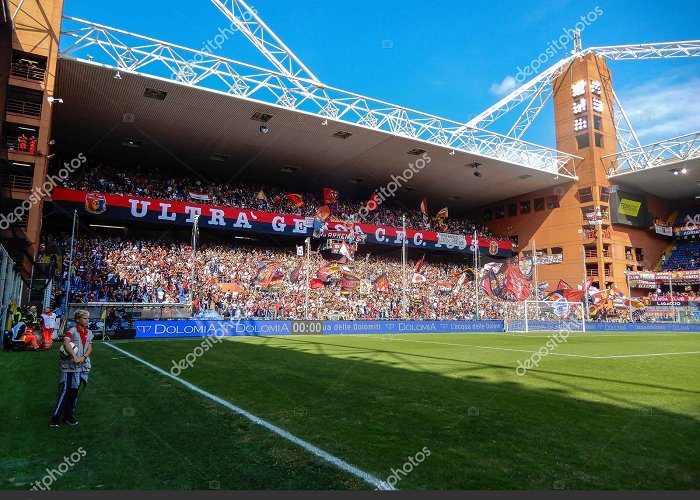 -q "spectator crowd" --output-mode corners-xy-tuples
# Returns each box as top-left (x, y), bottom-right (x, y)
(41, 234), (508, 321)
(60, 163), (503, 240)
